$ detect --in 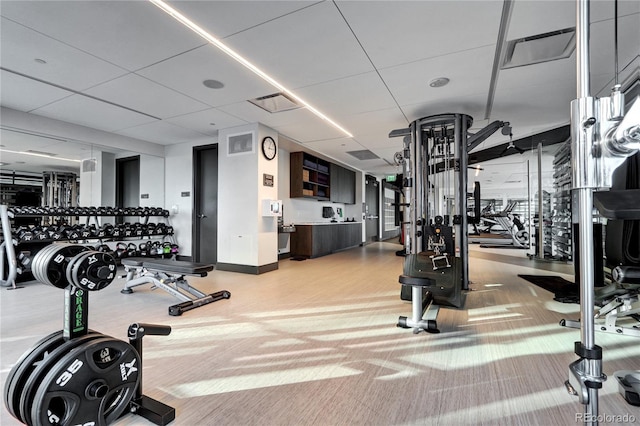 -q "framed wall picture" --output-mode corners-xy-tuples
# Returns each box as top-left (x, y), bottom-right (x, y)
(227, 131), (255, 156)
